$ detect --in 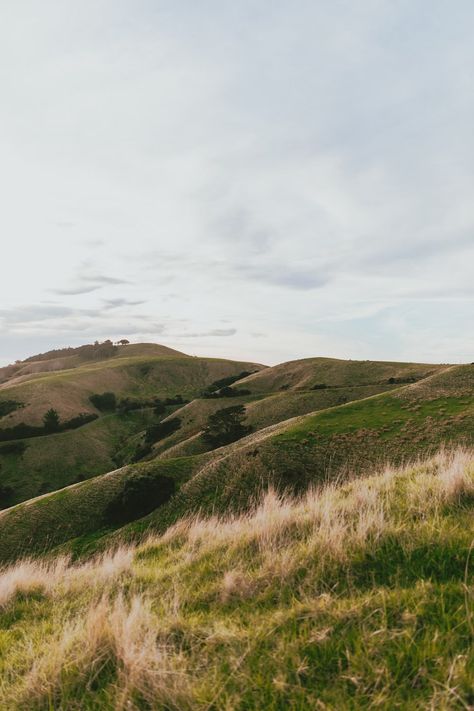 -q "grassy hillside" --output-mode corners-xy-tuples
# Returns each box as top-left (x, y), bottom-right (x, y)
(0, 410), (158, 504)
(141, 357), (449, 461)
(237, 356), (445, 393)
(153, 383), (405, 461)
(1, 362), (473, 563)
(0, 343), (263, 505)
(0, 449), (473, 709)
(0, 348), (263, 428)
(0, 342), (186, 386)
